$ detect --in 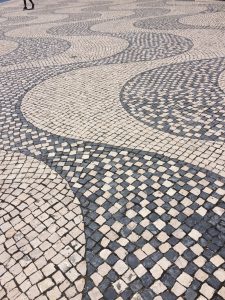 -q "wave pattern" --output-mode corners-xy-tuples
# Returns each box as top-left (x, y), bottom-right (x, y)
(0, 0), (225, 299)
